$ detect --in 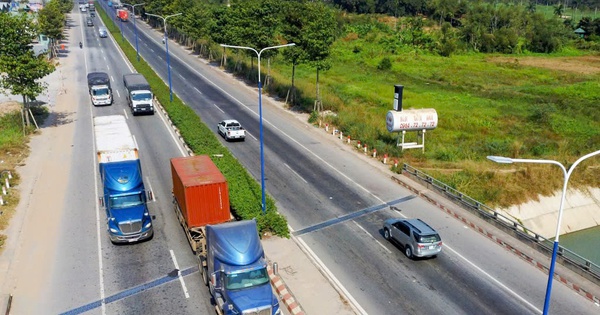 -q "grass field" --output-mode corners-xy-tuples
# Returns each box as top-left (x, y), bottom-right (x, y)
(260, 15), (600, 209)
